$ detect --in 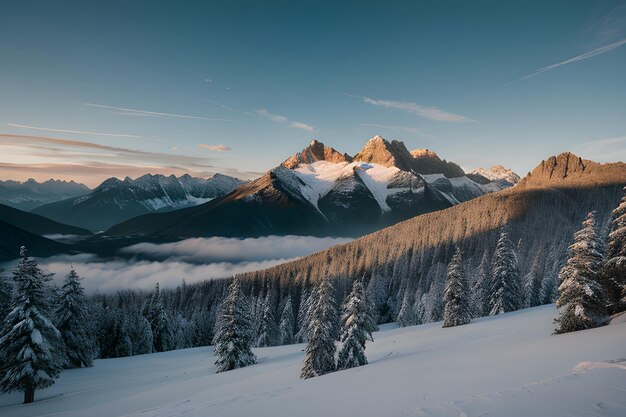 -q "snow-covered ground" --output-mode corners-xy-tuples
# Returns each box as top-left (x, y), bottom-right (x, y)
(1, 305), (625, 417)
